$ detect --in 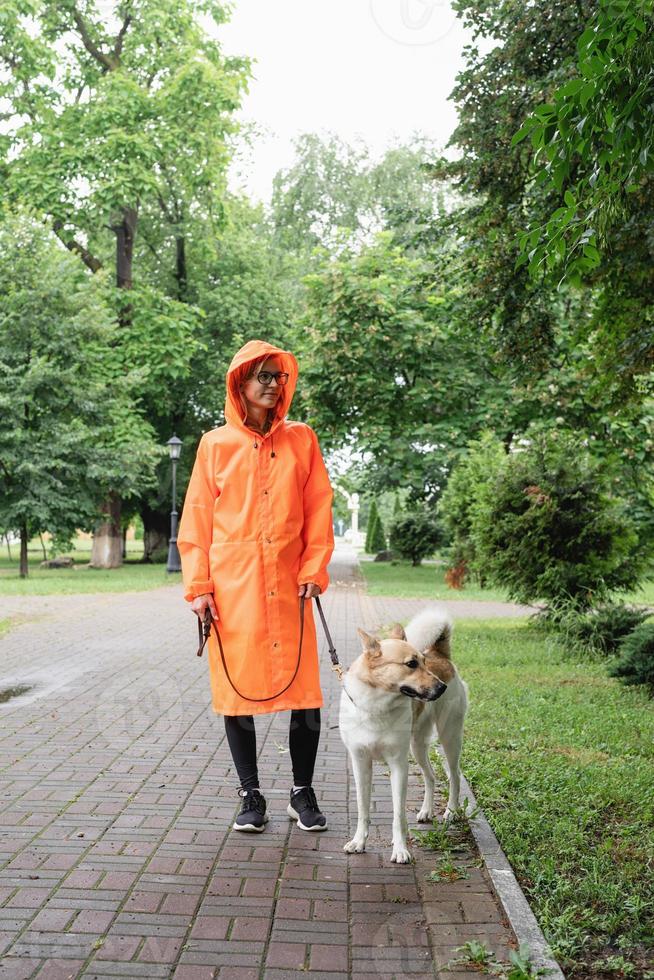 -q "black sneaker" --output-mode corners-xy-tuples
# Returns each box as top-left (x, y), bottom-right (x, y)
(287, 786), (327, 831)
(233, 788), (268, 832)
